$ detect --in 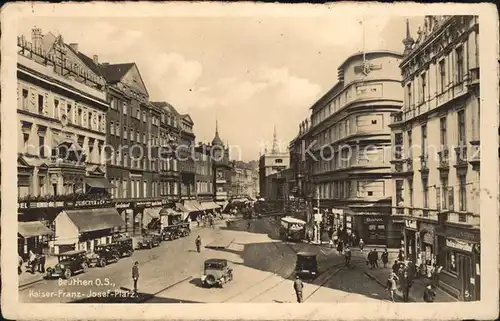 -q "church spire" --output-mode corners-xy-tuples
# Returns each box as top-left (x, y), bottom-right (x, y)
(272, 125), (279, 154)
(402, 19), (415, 56)
(211, 118), (224, 146)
